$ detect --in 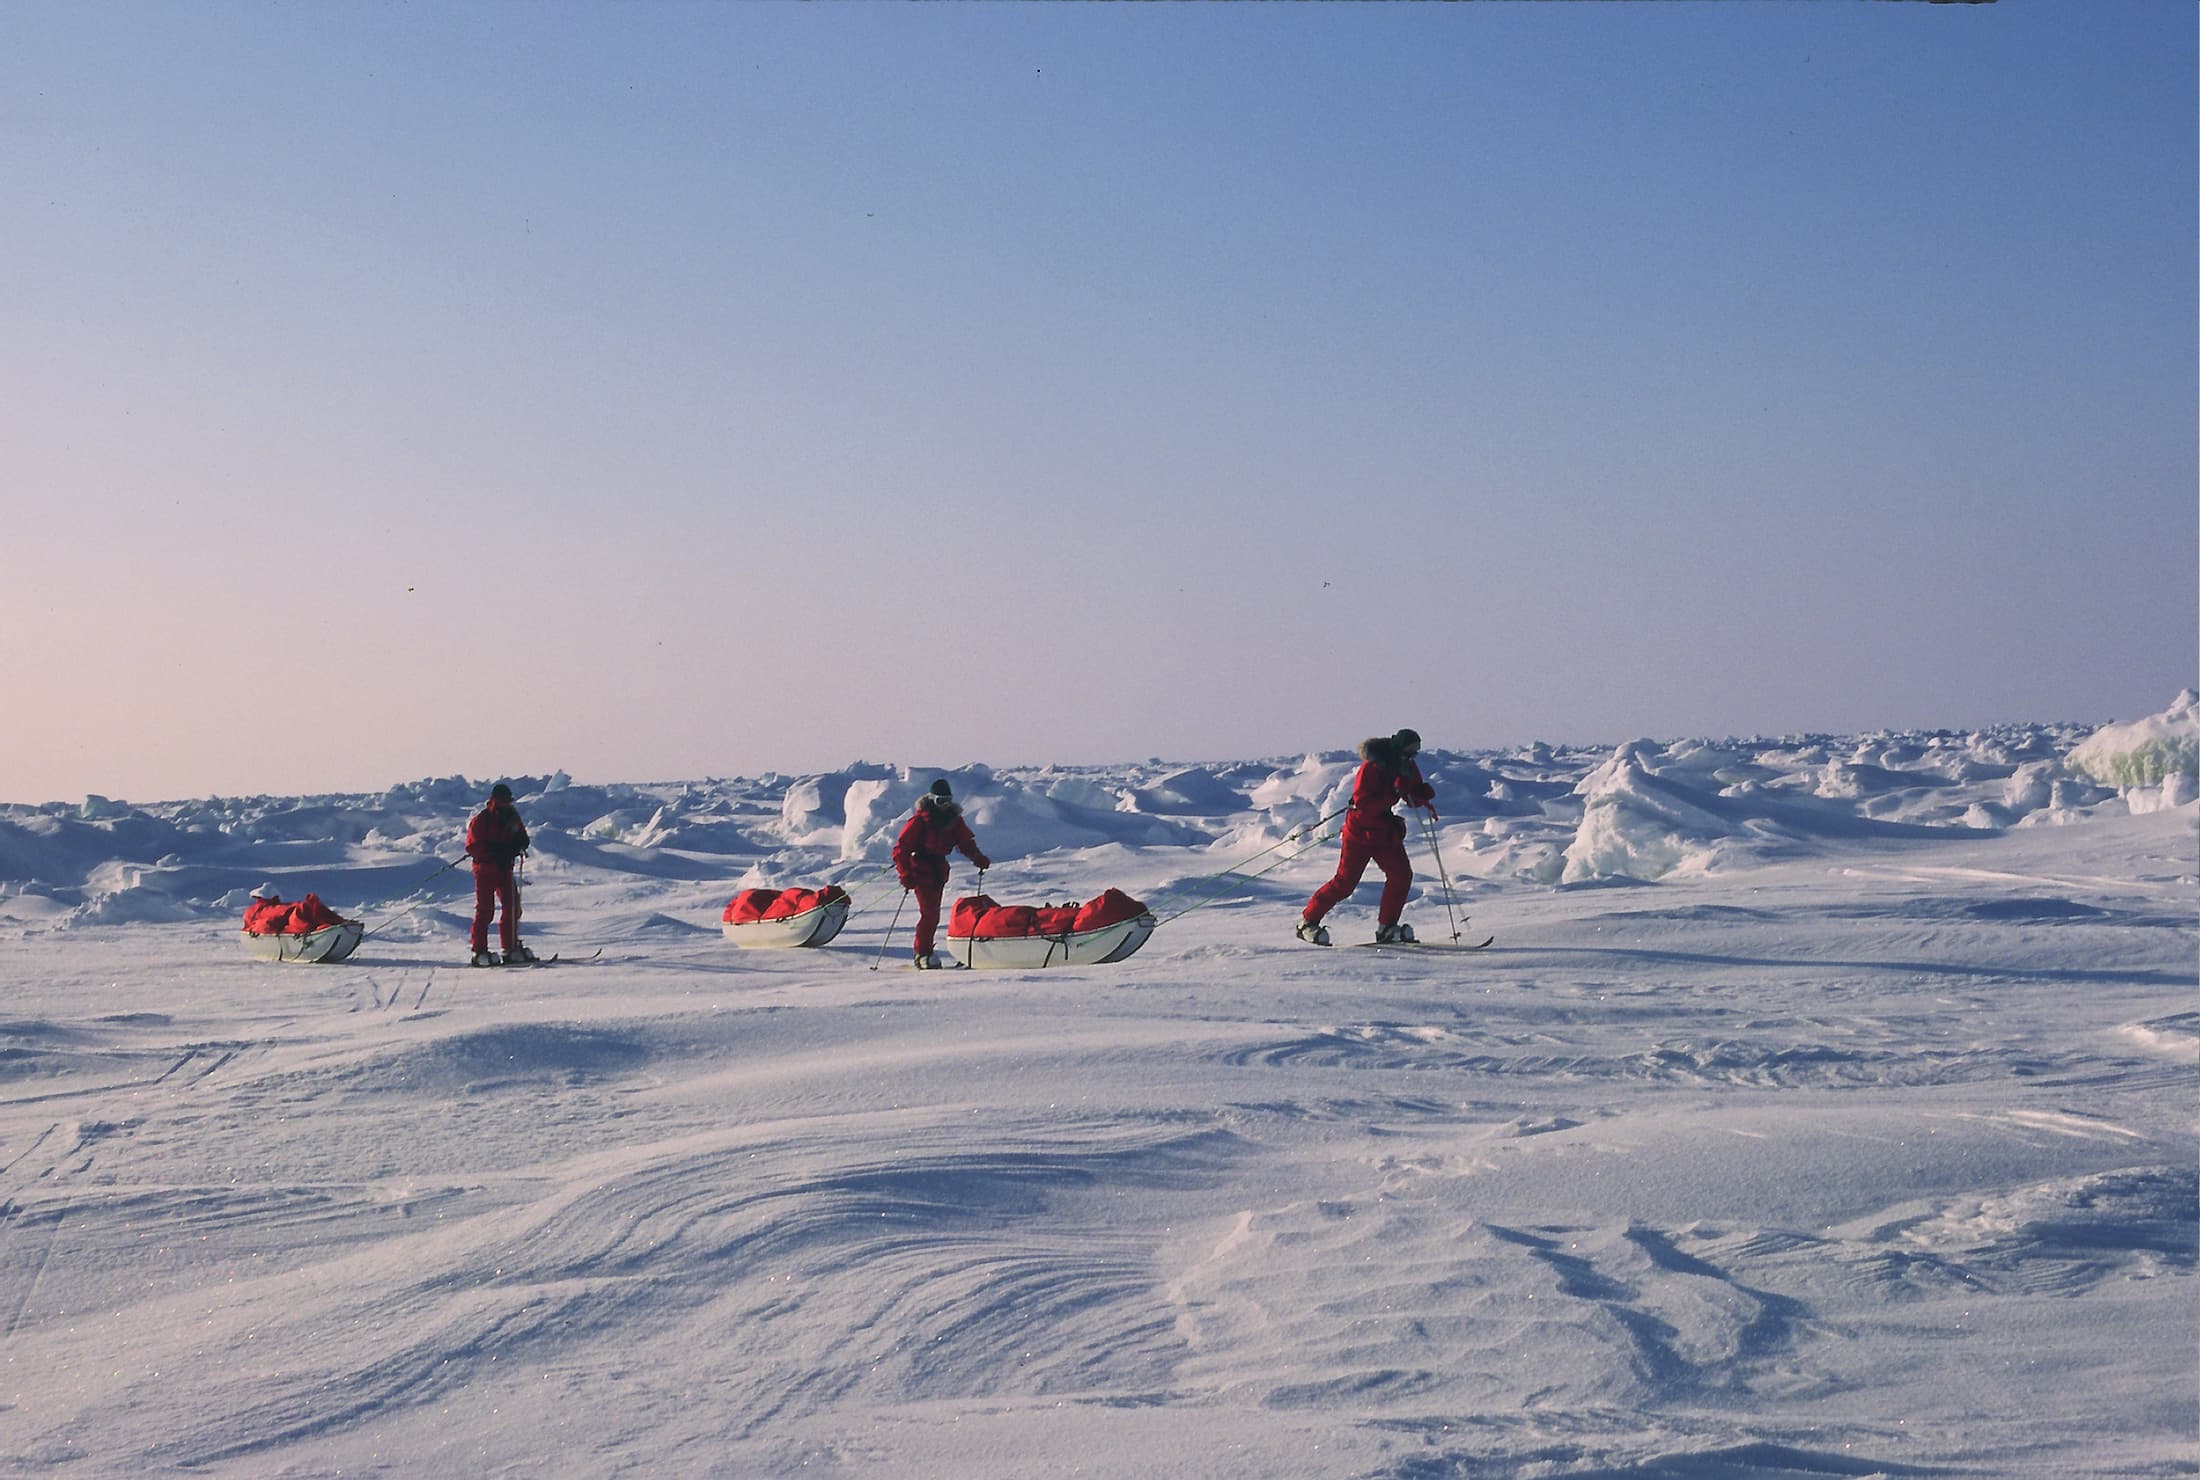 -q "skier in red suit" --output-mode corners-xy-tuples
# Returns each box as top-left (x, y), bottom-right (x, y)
(465, 782), (532, 965)
(1299, 728), (1436, 946)
(892, 779), (991, 969)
